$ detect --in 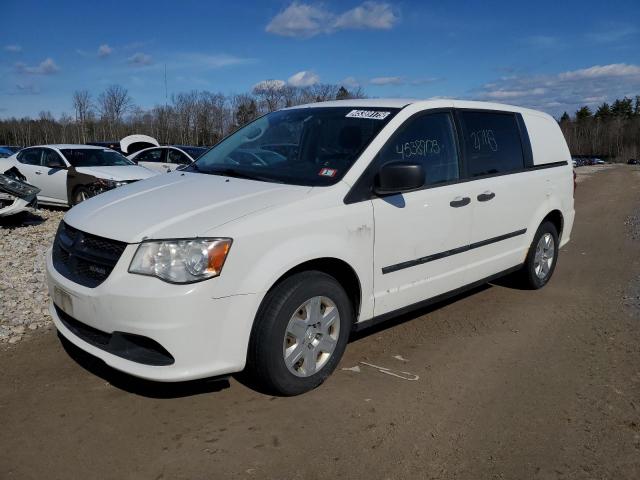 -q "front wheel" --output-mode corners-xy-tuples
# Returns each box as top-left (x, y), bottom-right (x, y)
(71, 186), (93, 206)
(244, 271), (352, 396)
(519, 221), (559, 289)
